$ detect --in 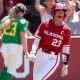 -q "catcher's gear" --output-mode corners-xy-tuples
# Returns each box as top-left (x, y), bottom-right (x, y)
(28, 51), (36, 62)
(61, 64), (68, 77)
